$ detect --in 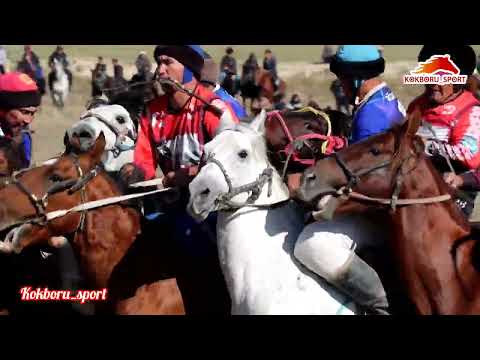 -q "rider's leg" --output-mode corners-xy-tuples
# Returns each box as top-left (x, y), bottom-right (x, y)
(293, 216), (389, 315)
